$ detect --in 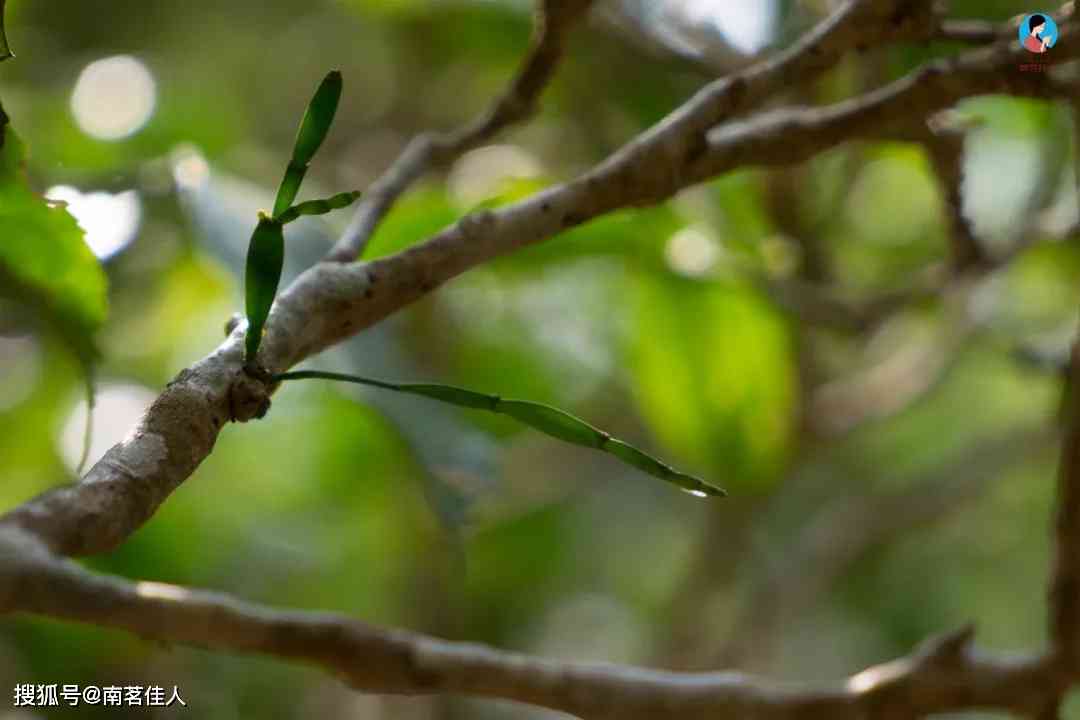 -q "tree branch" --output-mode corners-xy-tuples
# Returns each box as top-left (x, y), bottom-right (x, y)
(718, 424), (1054, 670)
(1049, 337), (1080, 675)
(689, 30), (1077, 185)
(923, 112), (988, 272)
(935, 19), (1003, 44)
(325, 0), (595, 262)
(0, 527), (1063, 719)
